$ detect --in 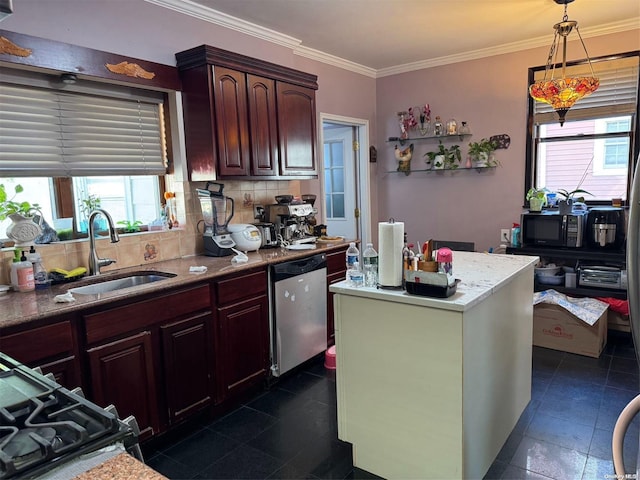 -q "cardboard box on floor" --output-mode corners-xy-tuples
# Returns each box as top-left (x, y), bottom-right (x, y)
(533, 303), (608, 358)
